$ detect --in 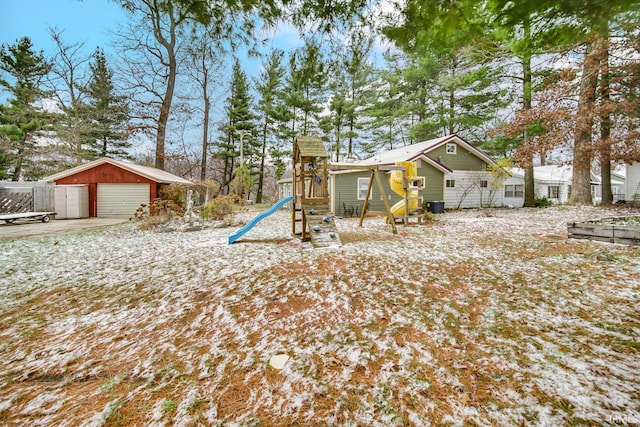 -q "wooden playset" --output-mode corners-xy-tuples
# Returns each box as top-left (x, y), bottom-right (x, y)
(291, 136), (341, 247)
